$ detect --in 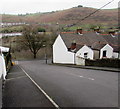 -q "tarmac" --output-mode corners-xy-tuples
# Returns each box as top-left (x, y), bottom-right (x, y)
(52, 63), (120, 73)
(2, 62), (119, 108)
(2, 65), (55, 108)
